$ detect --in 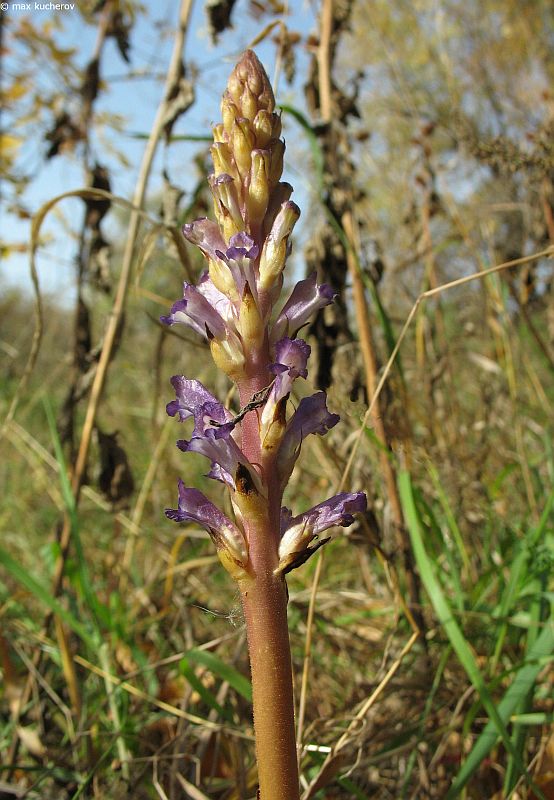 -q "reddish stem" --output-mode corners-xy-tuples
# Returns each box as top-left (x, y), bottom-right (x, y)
(238, 370), (300, 800)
